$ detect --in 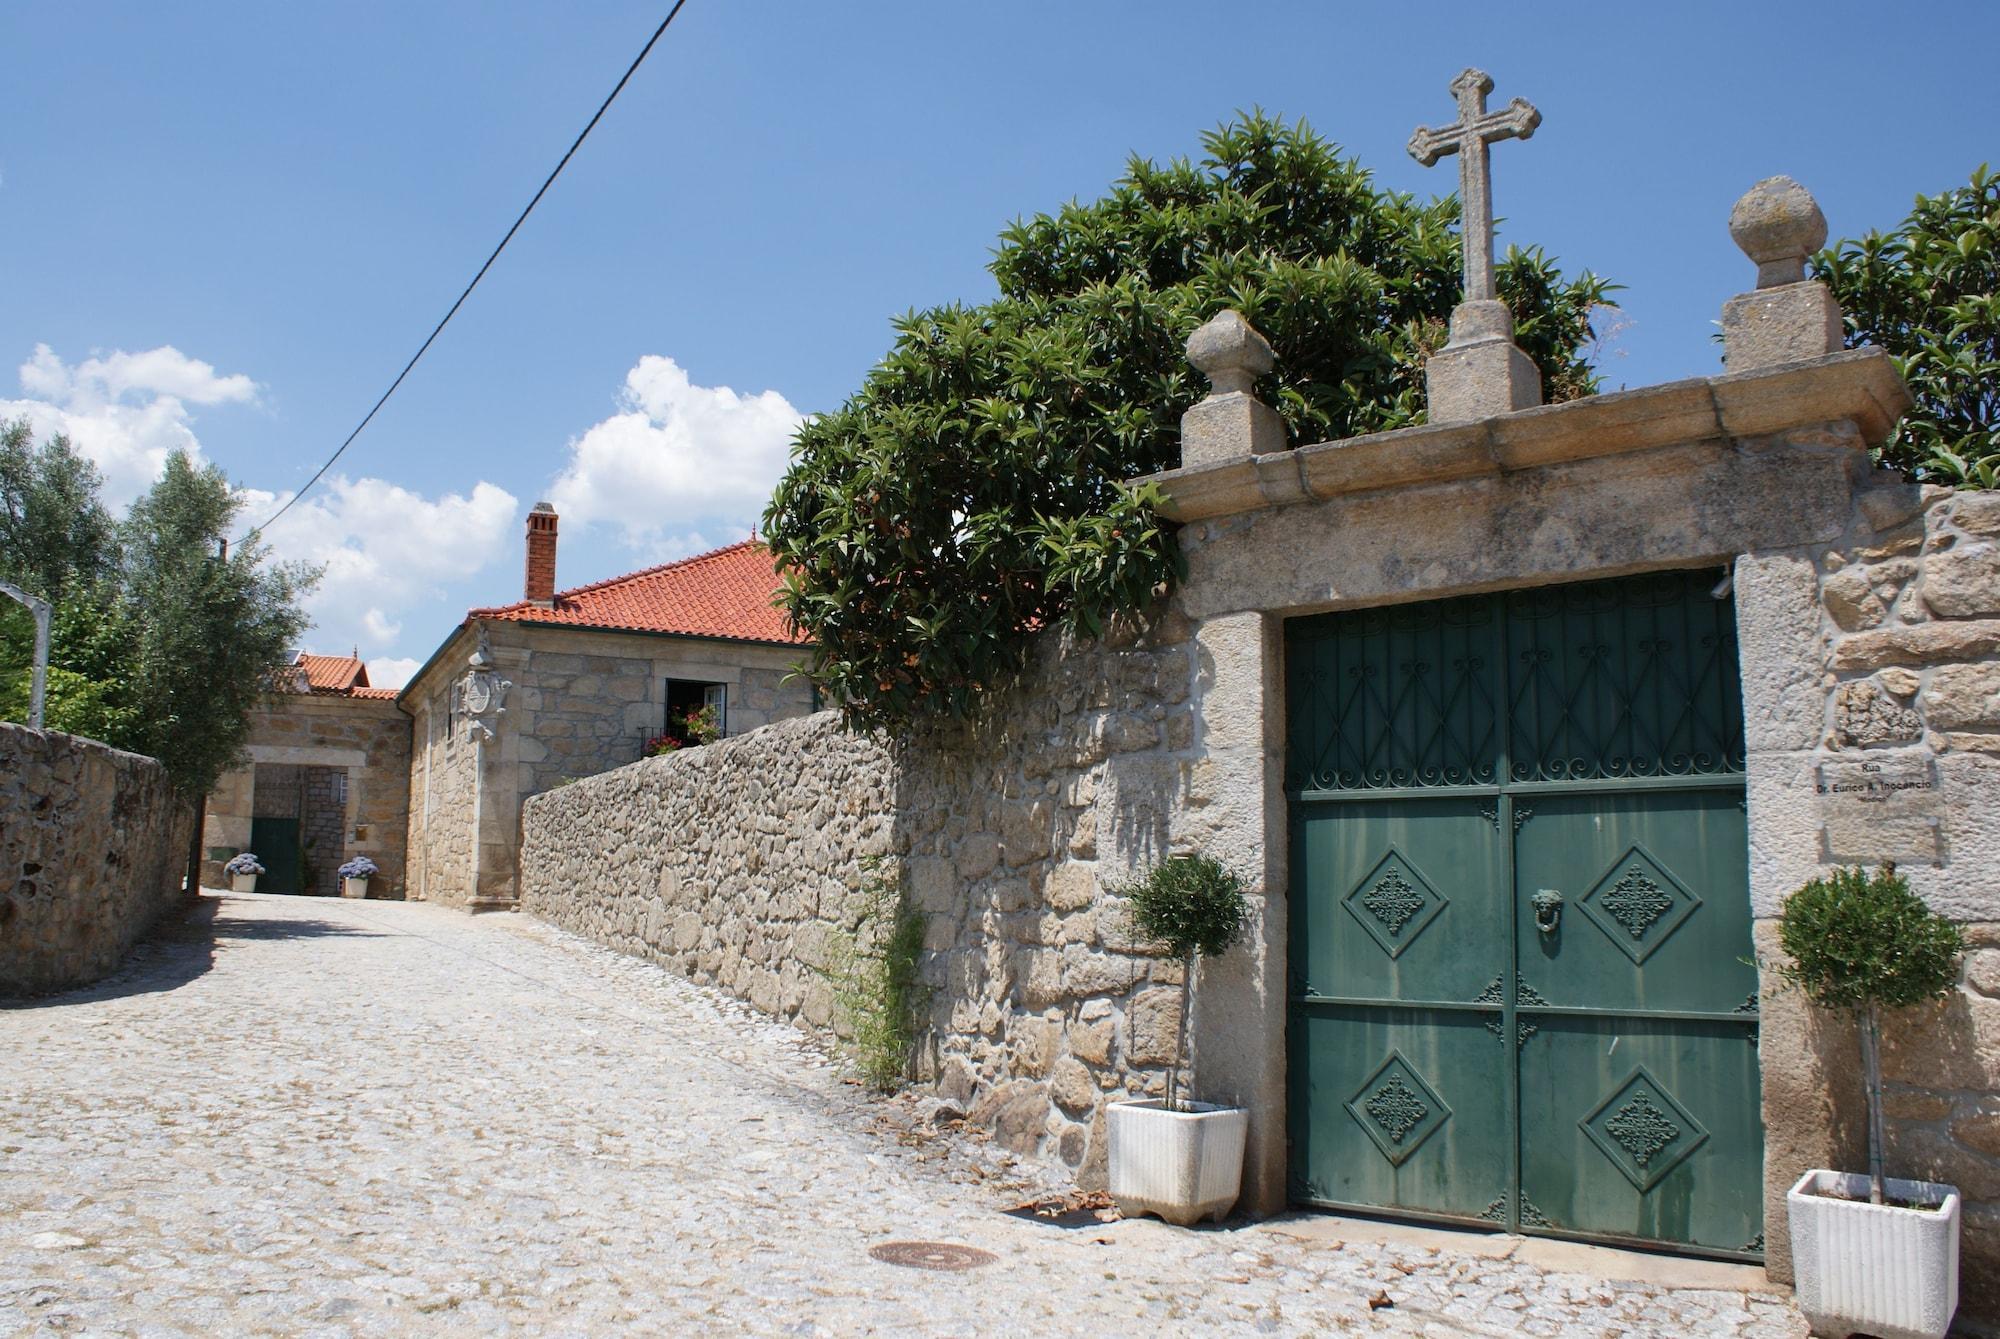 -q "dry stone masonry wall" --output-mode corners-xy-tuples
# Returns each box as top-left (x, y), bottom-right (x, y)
(0, 723), (193, 996)
(895, 609), (1212, 1187)
(521, 713), (898, 1028)
(1811, 483), (2000, 1301)
(520, 609), (1213, 1189)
